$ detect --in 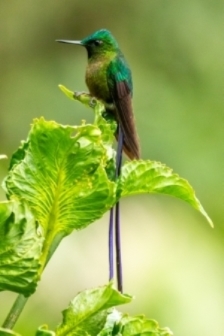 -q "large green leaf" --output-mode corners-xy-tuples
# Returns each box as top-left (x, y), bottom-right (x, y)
(118, 160), (213, 226)
(4, 117), (116, 231)
(55, 282), (132, 336)
(2, 117), (116, 271)
(36, 283), (172, 336)
(0, 201), (43, 294)
(0, 90), (117, 294)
